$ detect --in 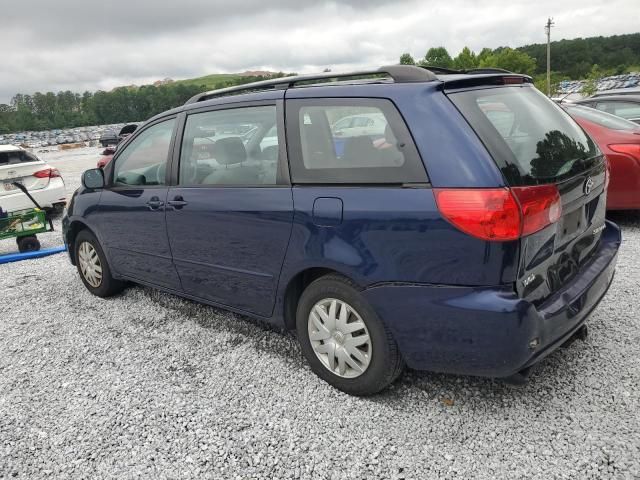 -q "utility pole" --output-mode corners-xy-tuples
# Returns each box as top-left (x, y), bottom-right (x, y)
(545, 17), (555, 96)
